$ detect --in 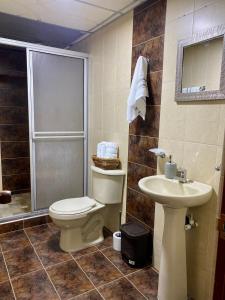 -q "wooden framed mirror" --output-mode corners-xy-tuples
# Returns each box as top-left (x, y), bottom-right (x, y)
(175, 25), (225, 102)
